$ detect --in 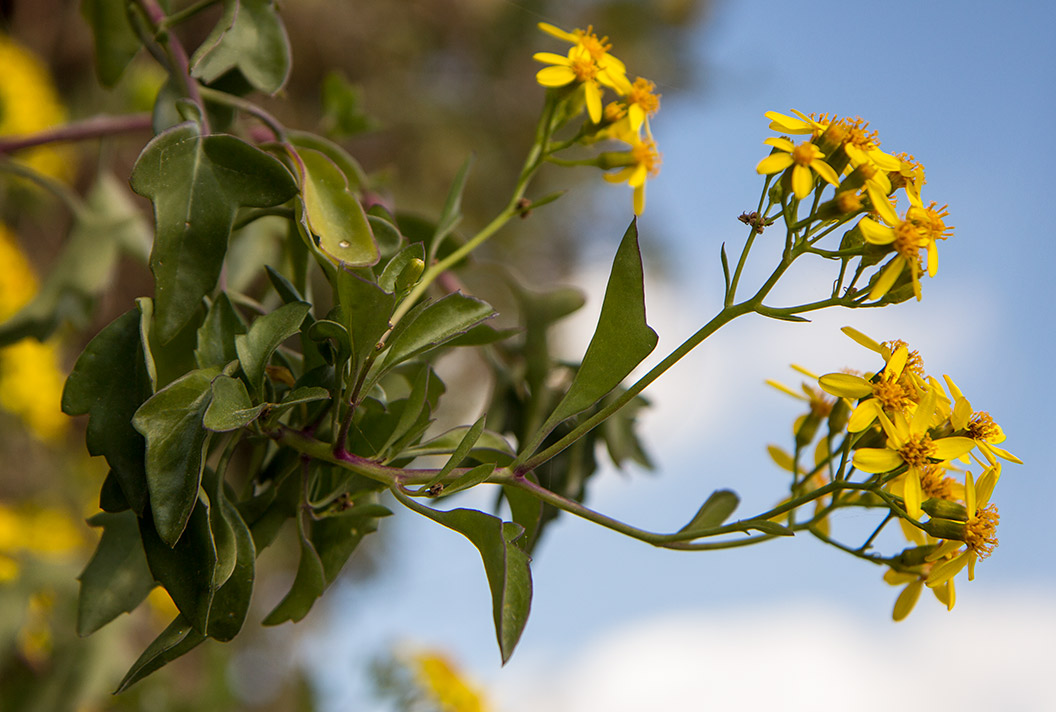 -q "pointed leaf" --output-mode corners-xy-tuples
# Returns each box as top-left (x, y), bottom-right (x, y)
(77, 511), (156, 637)
(115, 615), (206, 693)
(299, 148), (379, 266)
(335, 267), (396, 377)
(311, 493), (390, 585)
(678, 490), (740, 536)
(130, 122), (298, 342)
(396, 493), (532, 663)
(204, 483), (256, 641)
(261, 517), (326, 625)
(374, 293), (495, 376)
(133, 367), (220, 545)
(234, 301), (310, 396)
(422, 415), (486, 492)
(190, 0), (291, 93)
(195, 292), (247, 369)
(81, 0), (141, 86)
(544, 219), (657, 427)
(139, 501), (217, 632)
(204, 376), (265, 432)
(61, 309), (152, 515)
(433, 155), (473, 249)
